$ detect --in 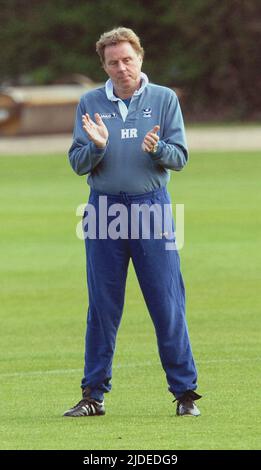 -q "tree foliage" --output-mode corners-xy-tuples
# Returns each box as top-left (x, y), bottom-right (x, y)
(0, 0), (260, 119)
